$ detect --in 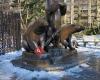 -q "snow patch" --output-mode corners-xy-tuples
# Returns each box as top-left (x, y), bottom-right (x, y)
(0, 60), (66, 80)
(48, 71), (66, 78)
(0, 42), (100, 80)
(0, 50), (22, 61)
(65, 65), (83, 78)
(80, 63), (89, 68)
(77, 47), (92, 52)
(65, 63), (90, 78)
(92, 52), (100, 58)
